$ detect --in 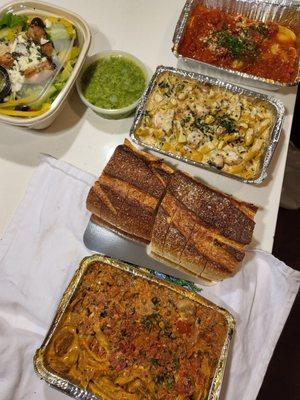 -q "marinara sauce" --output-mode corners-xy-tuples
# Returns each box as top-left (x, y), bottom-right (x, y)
(178, 5), (298, 83)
